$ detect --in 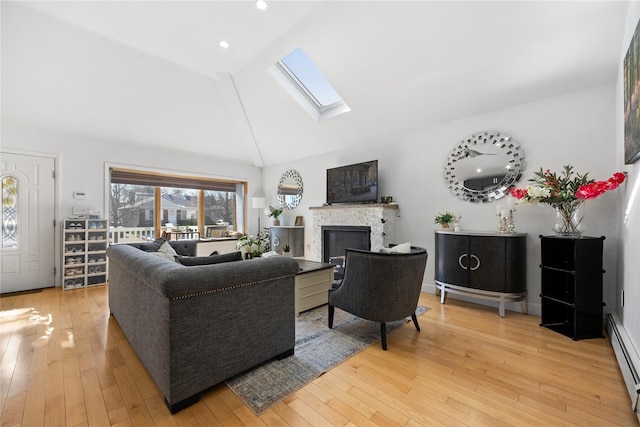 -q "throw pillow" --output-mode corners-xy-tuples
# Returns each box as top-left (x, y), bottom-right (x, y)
(155, 240), (179, 261)
(178, 251), (243, 266)
(139, 237), (166, 252)
(149, 251), (176, 261)
(379, 242), (412, 254)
